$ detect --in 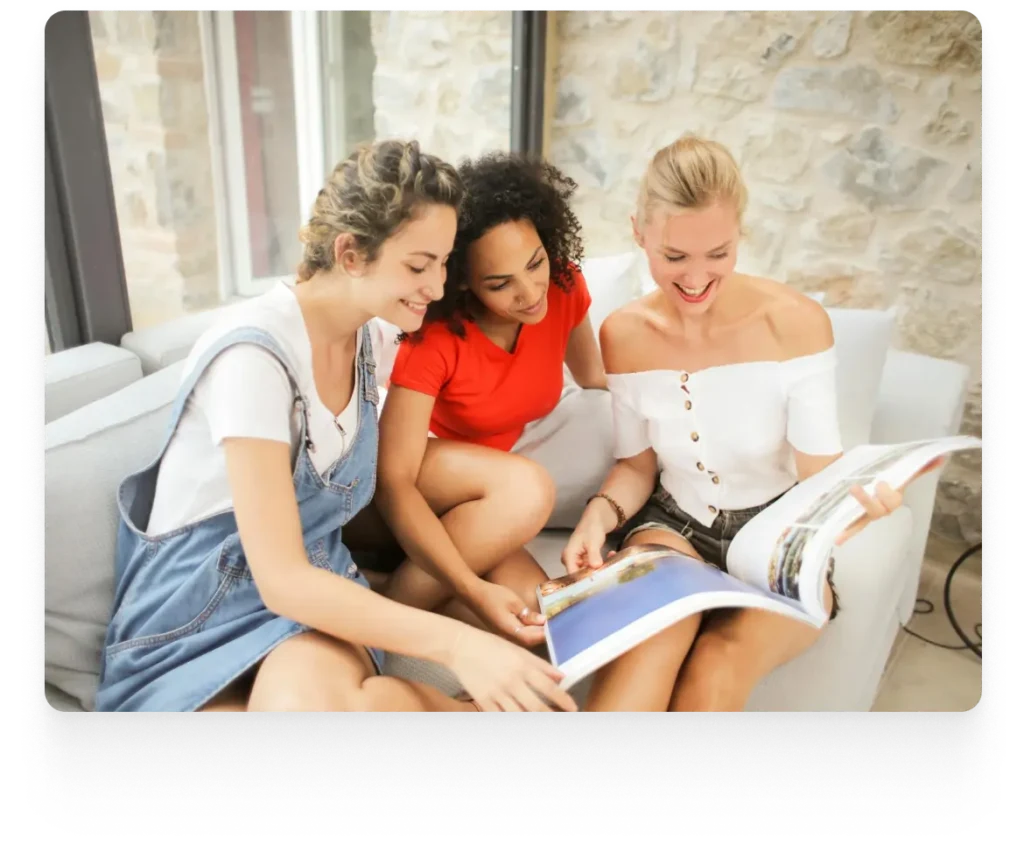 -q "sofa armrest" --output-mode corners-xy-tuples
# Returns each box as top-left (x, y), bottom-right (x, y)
(870, 349), (970, 444)
(45, 342), (143, 422)
(870, 349), (971, 622)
